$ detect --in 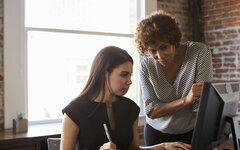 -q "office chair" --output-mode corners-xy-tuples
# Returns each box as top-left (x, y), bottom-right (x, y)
(47, 138), (78, 150)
